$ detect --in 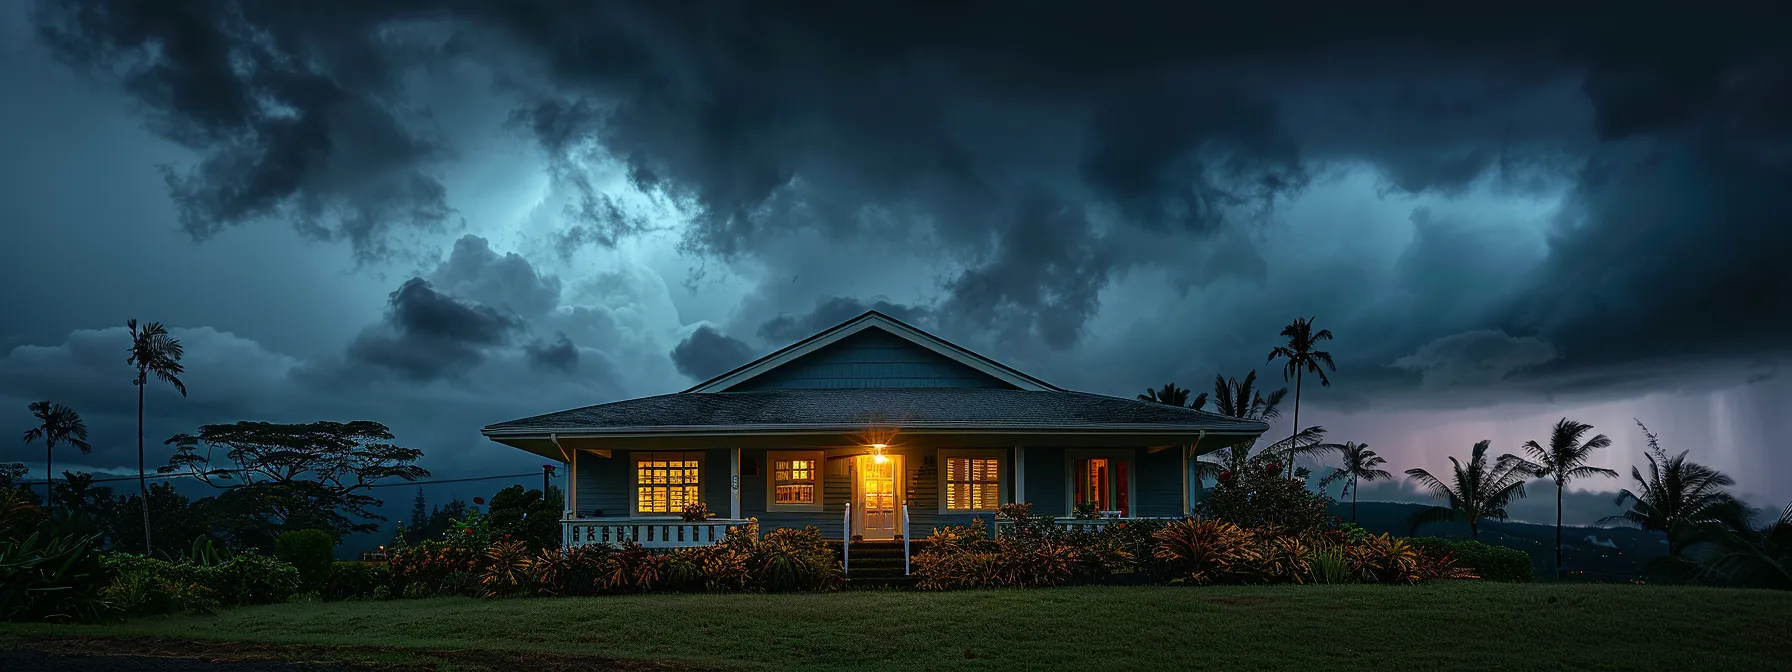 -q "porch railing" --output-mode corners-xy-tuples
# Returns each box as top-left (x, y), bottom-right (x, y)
(991, 516), (1181, 537)
(842, 503), (852, 574)
(563, 517), (755, 549)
